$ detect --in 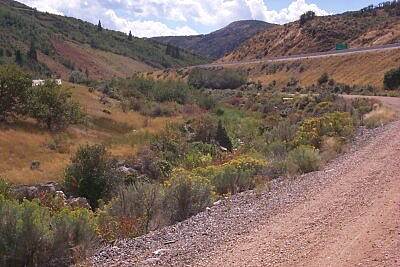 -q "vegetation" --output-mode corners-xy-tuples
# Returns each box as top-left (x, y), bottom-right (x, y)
(64, 145), (120, 209)
(383, 67), (400, 90)
(28, 81), (84, 131)
(188, 68), (247, 89)
(0, 1), (208, 76)
(0, 64), (31, 120)
(300, 11), (316, 26)
(0, 195), (97, 266)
